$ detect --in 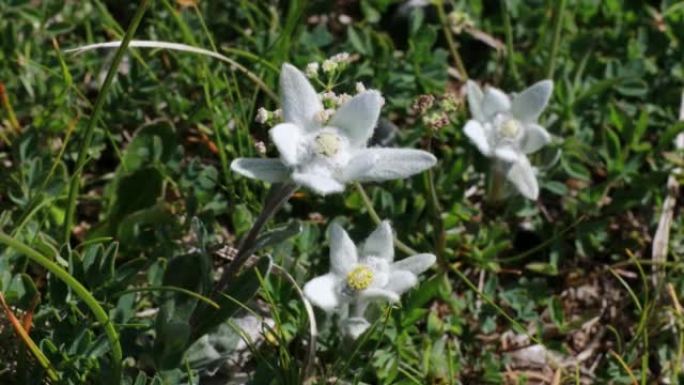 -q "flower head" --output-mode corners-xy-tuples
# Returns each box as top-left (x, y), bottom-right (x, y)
(463, 80), (554, 200)
(303, 221), (436, 312)
(231, 64), (437, 195)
